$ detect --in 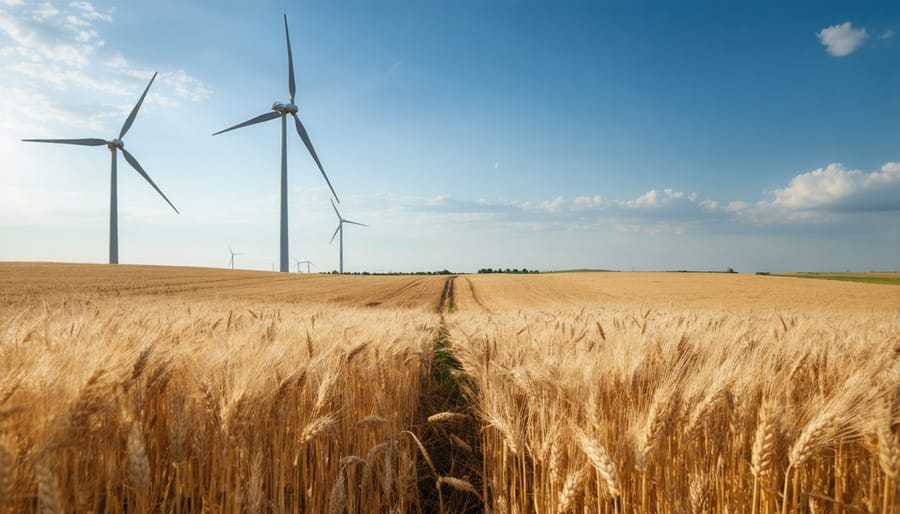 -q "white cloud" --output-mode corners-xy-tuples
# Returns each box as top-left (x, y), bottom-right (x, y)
(540, 195), (565, 213)
(624, 189), (660, 208)
(68, 1), (111, 22)
(65, 14), (88, 27)
(769, 162), (900, 211)
(355, 161), (899, 236)
(881, 30), (895, 40)
(32, 2), (60, 21)
(160, 69), (213, 102)
(0, 86), (124, 133)
(0, 1), (211, 135)
(817, 22), (868, 57)
(573, 195), (604, 210)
